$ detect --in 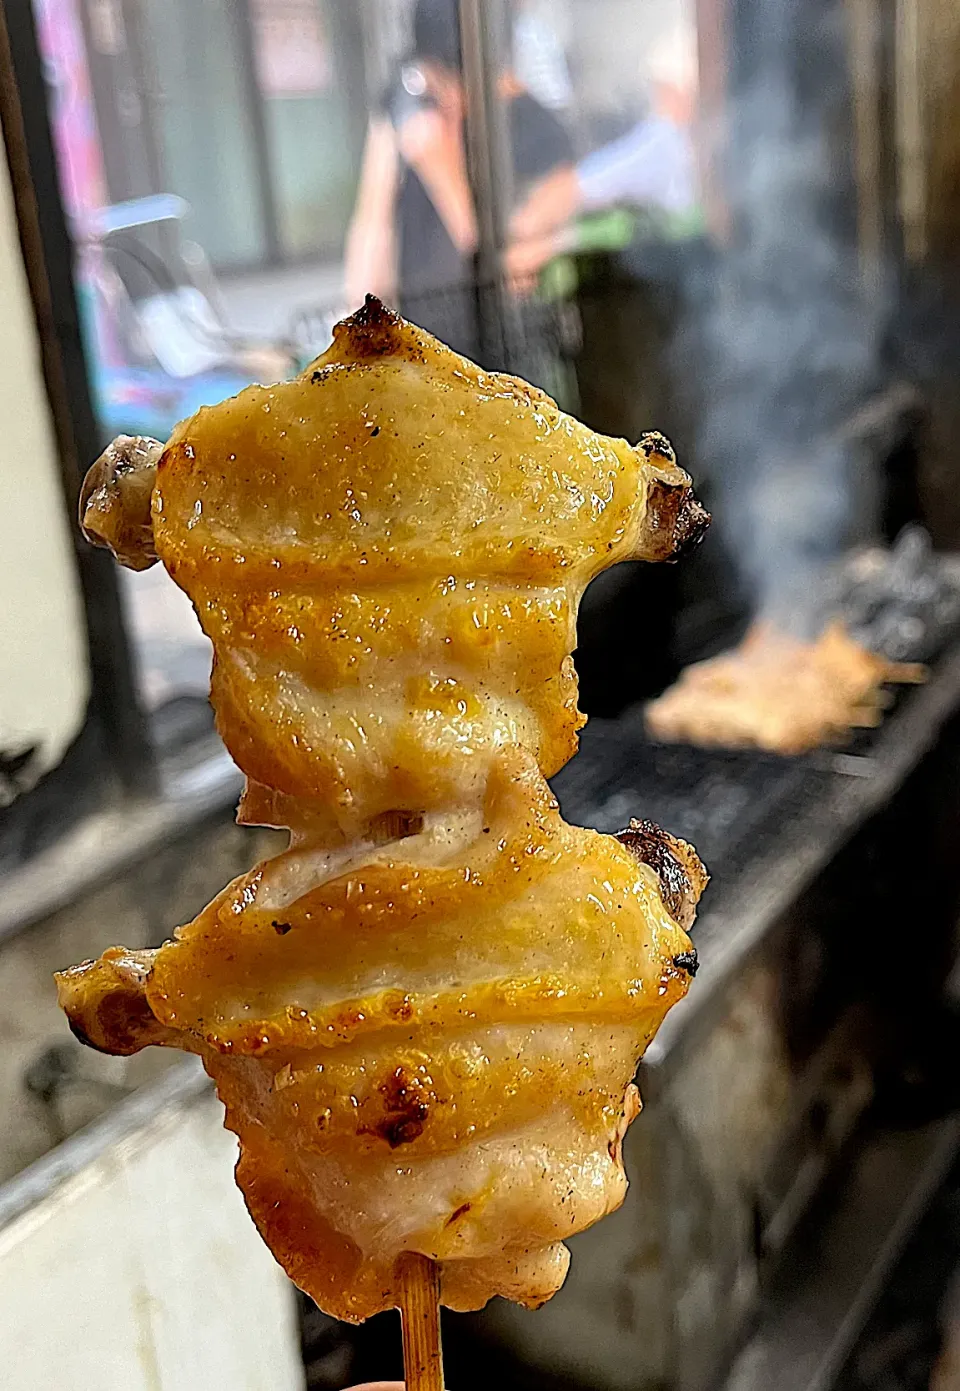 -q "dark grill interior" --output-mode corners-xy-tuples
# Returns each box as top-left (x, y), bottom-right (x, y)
(554, 539), (960, 887)
(553, 724), (813, 880)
